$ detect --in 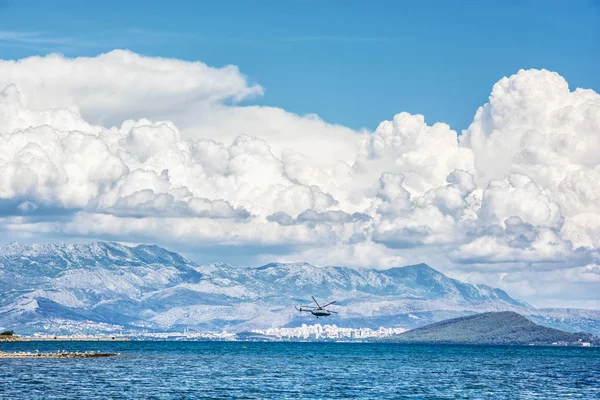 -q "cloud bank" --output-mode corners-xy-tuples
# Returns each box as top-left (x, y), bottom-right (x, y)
(0, 50), (598, 308)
